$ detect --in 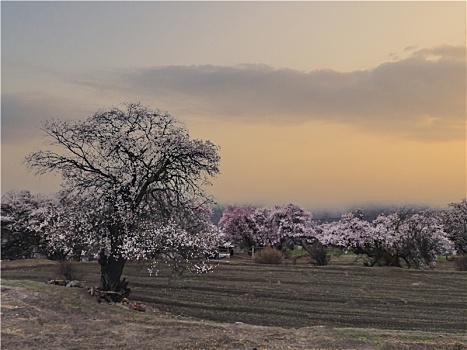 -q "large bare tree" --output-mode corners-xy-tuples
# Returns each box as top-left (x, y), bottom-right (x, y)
(26, 103), (221, 300)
